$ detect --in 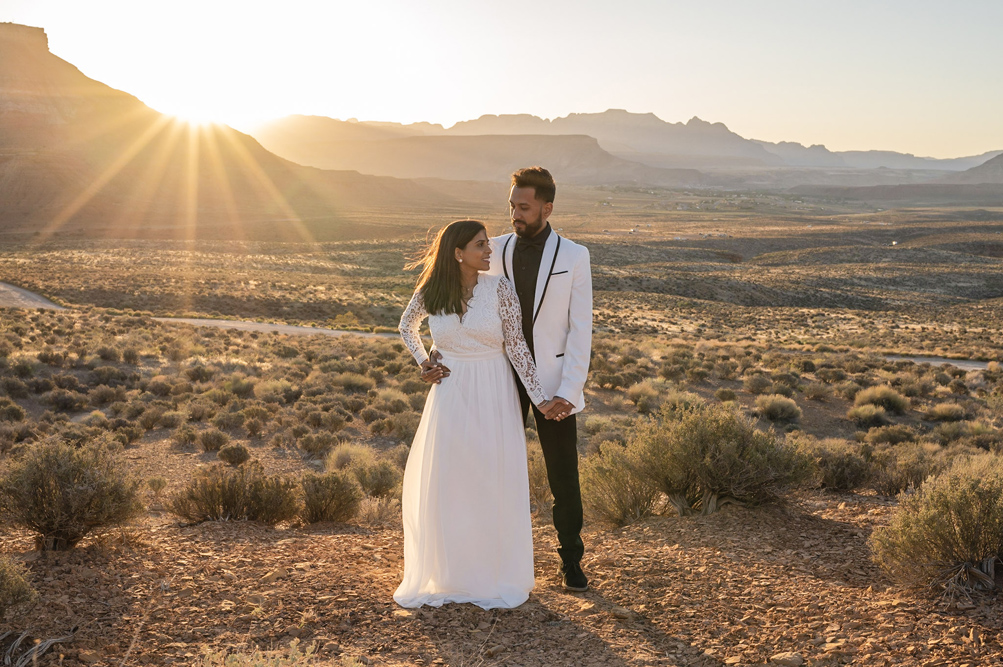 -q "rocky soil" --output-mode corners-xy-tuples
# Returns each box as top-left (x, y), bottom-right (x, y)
(4, 490), (1001, 667)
